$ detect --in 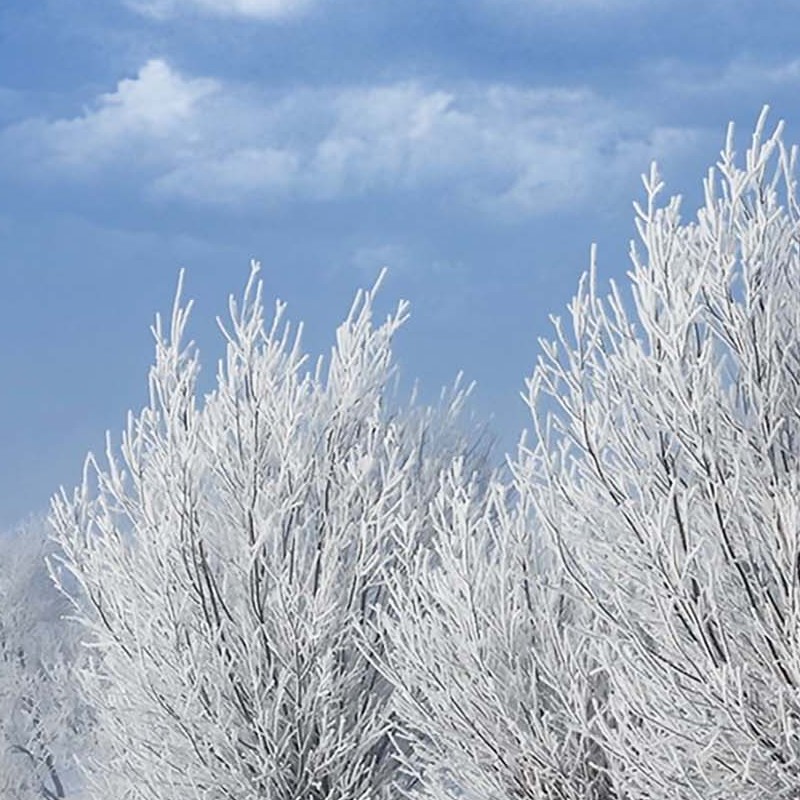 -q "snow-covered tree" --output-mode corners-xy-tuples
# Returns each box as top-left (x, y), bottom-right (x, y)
(0, 519), (91, 799)
(378, 457), (615, 800)
(380, 109), (800, 800)
(50, 264), (487, 800)
(520, 109), (800, 798)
